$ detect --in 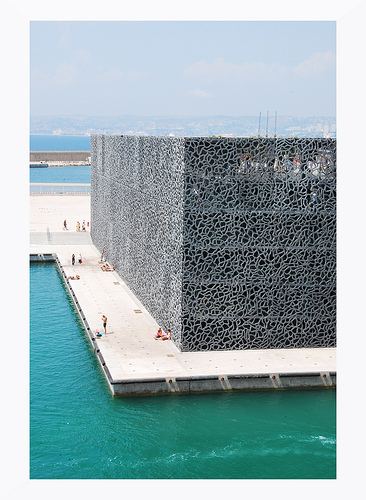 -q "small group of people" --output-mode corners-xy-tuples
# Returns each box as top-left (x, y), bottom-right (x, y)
(71, 253), (83, 265)
(76, 220), (87, 232)
(99, 252), (114, 271)
(154, 327), (171, 341)
(67, 275), (80, 280)
(62, 219), (89, 231)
